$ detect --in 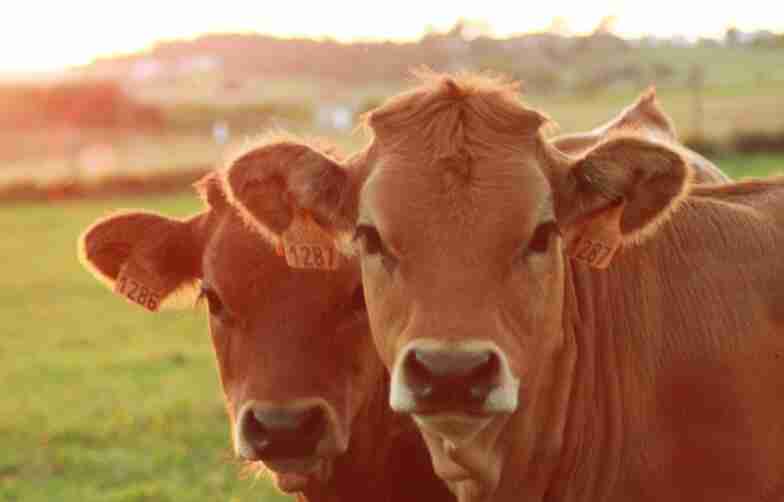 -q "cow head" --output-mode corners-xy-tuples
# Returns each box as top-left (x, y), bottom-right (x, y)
(227, 72), (692, 491)
(78, 137), (375, 494)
